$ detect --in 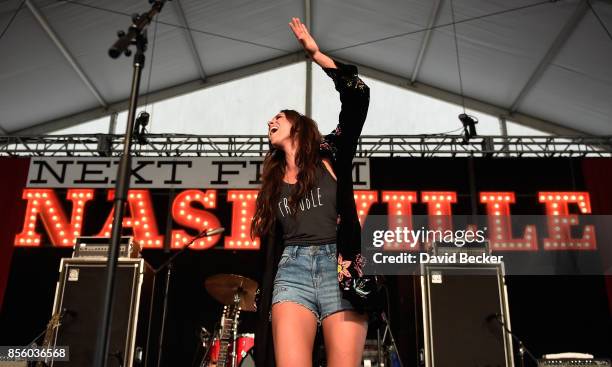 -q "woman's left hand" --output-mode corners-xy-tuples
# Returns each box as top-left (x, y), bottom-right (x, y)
(289, 17), (319, 56)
